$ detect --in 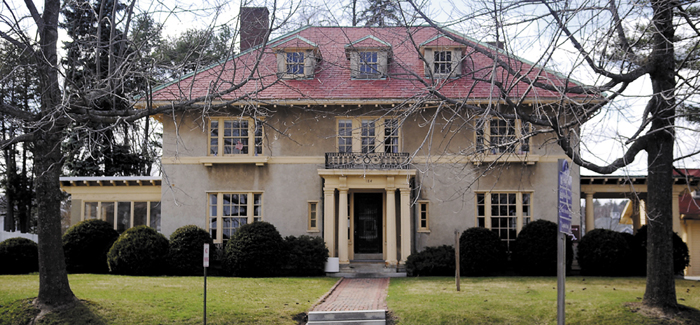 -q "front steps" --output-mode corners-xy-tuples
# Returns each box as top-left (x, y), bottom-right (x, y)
(327, 260), (406, 278)
(307, 310), (386, 325)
